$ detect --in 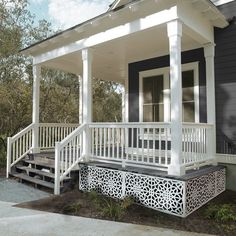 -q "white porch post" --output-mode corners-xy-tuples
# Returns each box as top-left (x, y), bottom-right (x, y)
(204, 43), (217, 163)
(82, 48), (93, 161)
(167, 20), (185, 176)
(78, 75), (83, 124)
(124, 79), (129, 123)
(32, 65), (41, 153)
